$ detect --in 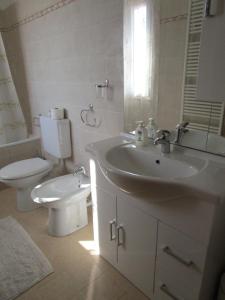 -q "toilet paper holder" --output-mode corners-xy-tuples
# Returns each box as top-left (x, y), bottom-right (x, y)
(95, 79), (109, 89)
